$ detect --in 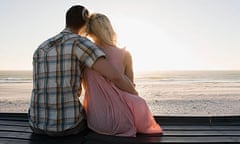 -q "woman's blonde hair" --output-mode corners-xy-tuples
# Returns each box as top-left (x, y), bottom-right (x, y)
(86, 13), (117, 46)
